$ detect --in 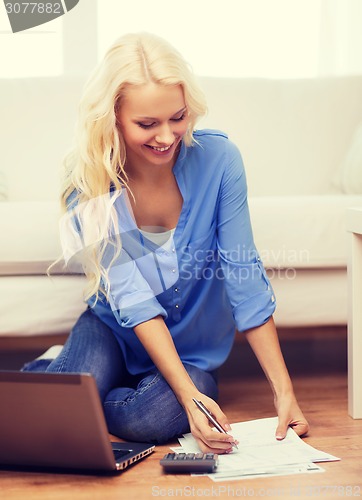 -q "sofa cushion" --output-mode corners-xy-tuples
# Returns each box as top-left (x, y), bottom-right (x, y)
(249, 195), (362, 269)
(0, 77), (84, 202)
(269, 267), (347, 327)
(0, 275), (86, 336)
(0, 201), (63, 275)
(199, 76), (362, 197)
